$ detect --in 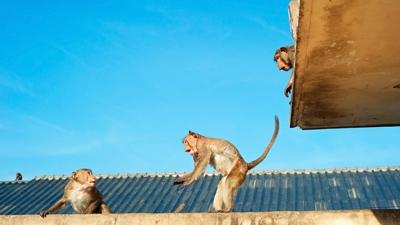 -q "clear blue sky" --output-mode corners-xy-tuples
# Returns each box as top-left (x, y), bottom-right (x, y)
(1, 0), (399, 180)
